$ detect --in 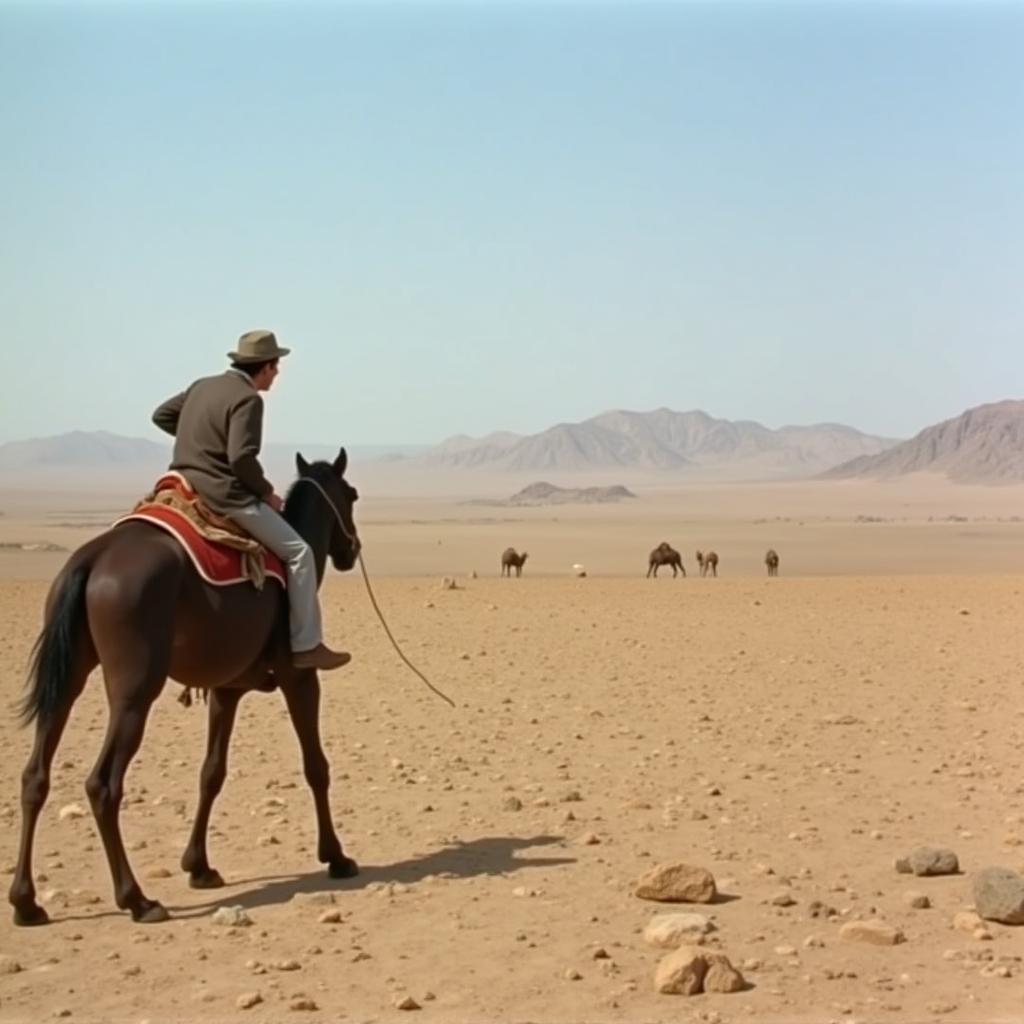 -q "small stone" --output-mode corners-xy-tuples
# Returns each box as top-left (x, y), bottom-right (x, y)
(771, 891), (797, 907)
(144, 866), (172, 880)
(502, 796), (523, 812)
(273, 959), (302, 971)
(643, 913), (714, 948)
(236, 993), (263, 1010)
(953, 910), (983, 933)
(289, 997), (318, 1011)
(578, 832), (601, 846)
(839, 920), (905, 945)
(58, 803), (87, 821)
(394, 995), (421, 1010)
(903, 890), (930, 909)
(318, 909), (343, 924)
(565, 968), (583, 980)
(635, 863), (717, 904)
(905, 846), (960, 877)
(211, 905), (252, 927)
